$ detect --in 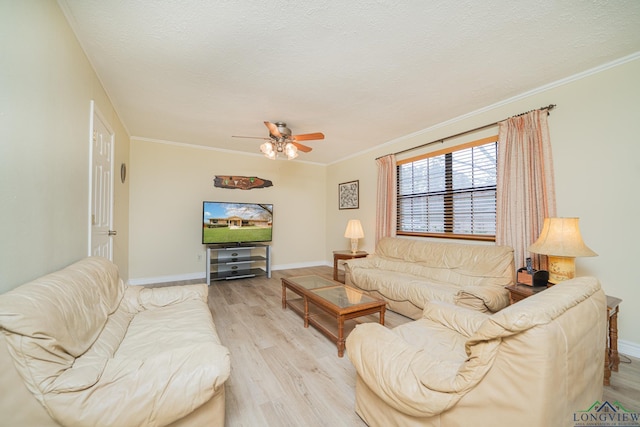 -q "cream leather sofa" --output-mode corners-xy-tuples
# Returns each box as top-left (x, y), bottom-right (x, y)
(344, 237), (515, 318)
(0, 257), (230, 427)
(346, 276), (606, 427)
